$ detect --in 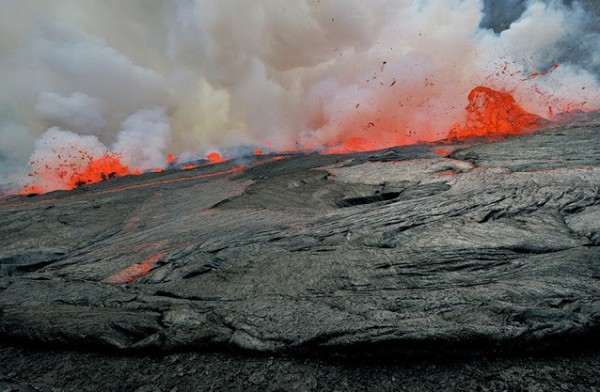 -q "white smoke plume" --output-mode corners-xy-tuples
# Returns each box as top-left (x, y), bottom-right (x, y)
(113, 108), (171, 171)
(0, 0), (598, 193)
(35, 92), (108, 135)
